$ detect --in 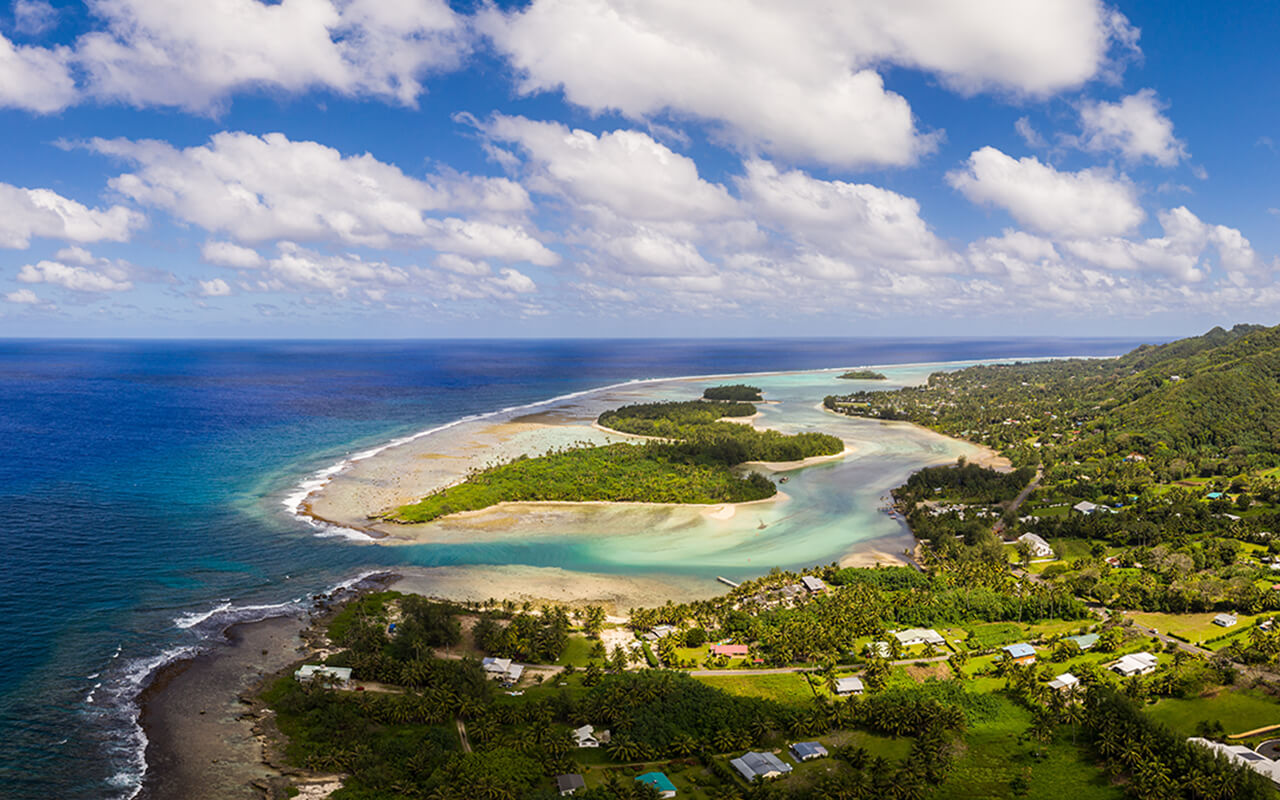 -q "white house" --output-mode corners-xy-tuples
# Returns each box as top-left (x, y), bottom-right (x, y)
(894, 628), (945, 647)
(1072, 501), (1099, 515)
(1111, 652), (1158, 677)
(1017, 532), (1054, 559)
(481, 657), (523, 684)
(1047, 673), (1079, 692)
(801, 575), (827, 594)
(1212, 613), (1238, 628)
(572, 725), (610, 748)
(834, 676), (864, 696)
(294, 665), (352, 687)
(1188, 738), (1280, 788)
(866, 641), (890, 658)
